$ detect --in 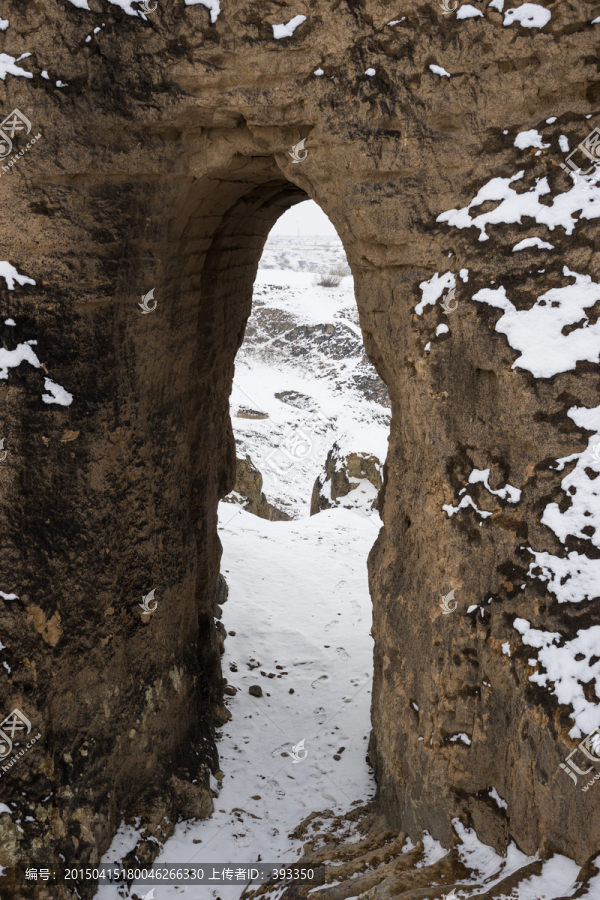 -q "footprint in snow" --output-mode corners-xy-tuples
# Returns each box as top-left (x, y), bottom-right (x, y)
(336, 647), (350, 660)
(234, 832), (251, 847)
(314, 707), (327, 724)
(311, 675), (328, 689)
(351, 602), (361, 613)
(324, 620), (339, 632)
